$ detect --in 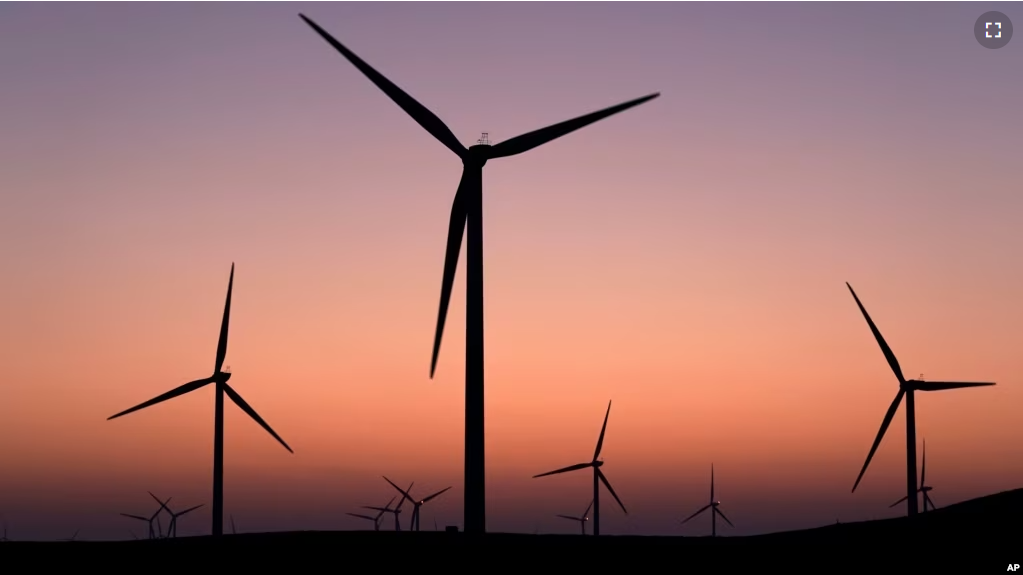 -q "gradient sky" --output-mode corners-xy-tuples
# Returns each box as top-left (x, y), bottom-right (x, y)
(1, 2), (1021, 540)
